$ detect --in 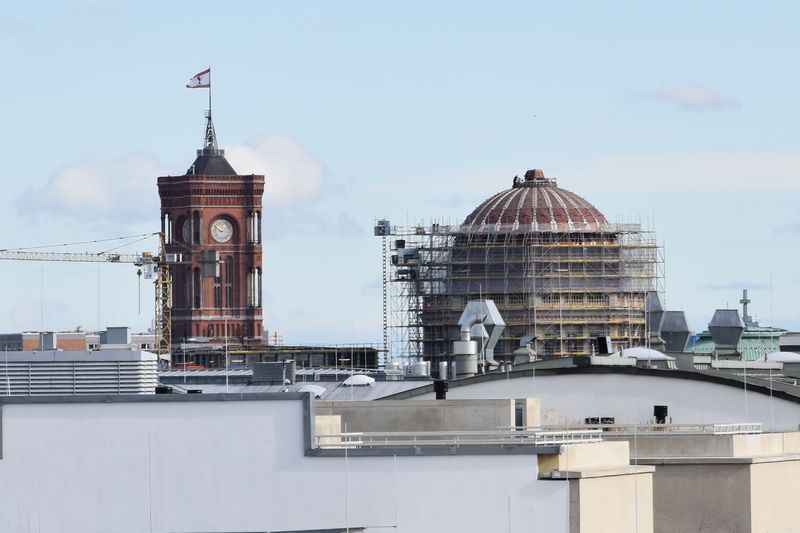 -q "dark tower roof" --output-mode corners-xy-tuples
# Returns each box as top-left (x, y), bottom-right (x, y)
(463, 168), (607, 231)
(187, 153), (237, 176)
(186, 111), (238, 176)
